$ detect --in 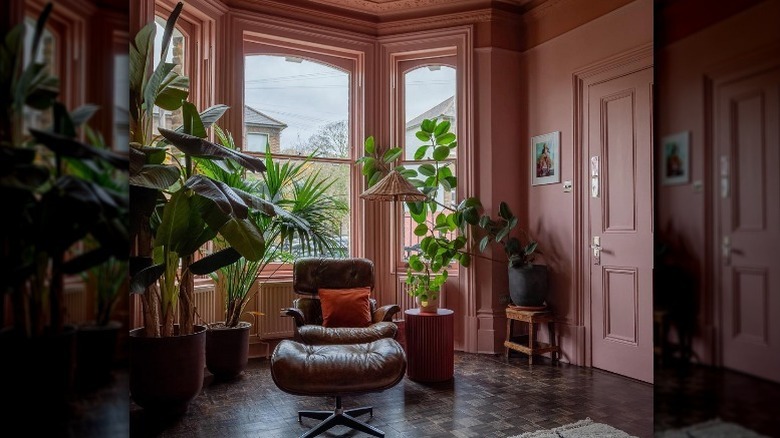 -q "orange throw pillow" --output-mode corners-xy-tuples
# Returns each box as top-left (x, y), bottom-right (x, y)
(318, 287), (372, 328)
